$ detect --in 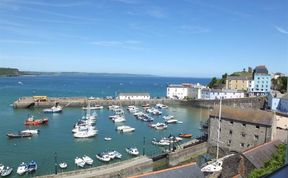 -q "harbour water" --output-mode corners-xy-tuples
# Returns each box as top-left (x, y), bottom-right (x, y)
(0, 75), (210, 177)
